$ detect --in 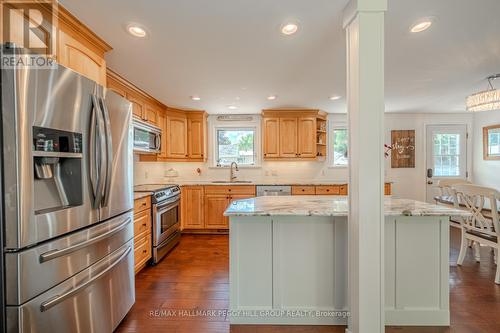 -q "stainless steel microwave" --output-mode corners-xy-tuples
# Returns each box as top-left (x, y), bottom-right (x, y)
(133, 119), (161, 154)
